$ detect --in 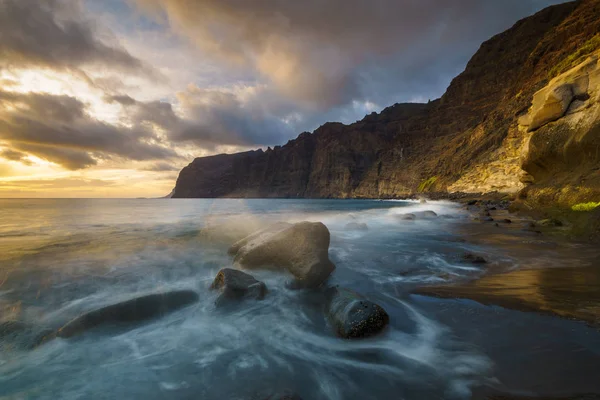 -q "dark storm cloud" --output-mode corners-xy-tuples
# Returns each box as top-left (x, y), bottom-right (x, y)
(0, 89), (177, 169)
(0, 0), (160, 79)
(136, 0), (566, 110)
(106, 87), (294, 148)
